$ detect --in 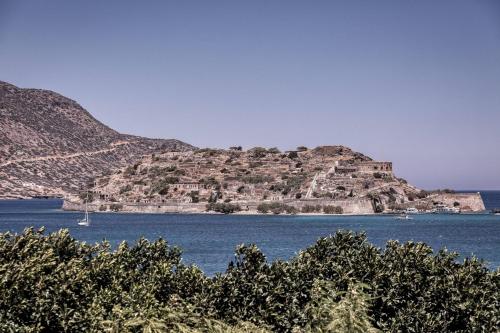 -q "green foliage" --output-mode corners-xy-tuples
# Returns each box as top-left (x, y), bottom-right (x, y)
(189, 191), (200, 203)
(303, 282), (380, 333)
(301, 205), (322, 213)
(196, 148), (221, 157)
(79, 191), (94, 203)
(242, 175), (274, 184)
(200, 177), (221, 190)
(269, 175), (305, 195)
(268, 147), (281, 154)
(151, 176), (179, 195)
(206, 202), (242, 214)
(123, 166), (136, 177)
(164, 176), (180, 184)
(109, 203), (123, 211)
(0, 229), (498, 333)
(322, 205), (343, 214)
(249, 147), (268, 158)
(119, 184), (133, 194)
(257, 202), (297, 214)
